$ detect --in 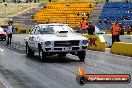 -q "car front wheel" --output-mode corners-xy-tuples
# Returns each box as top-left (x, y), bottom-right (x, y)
(77, 51), (86, 61)
(26, 43), (34, 57)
